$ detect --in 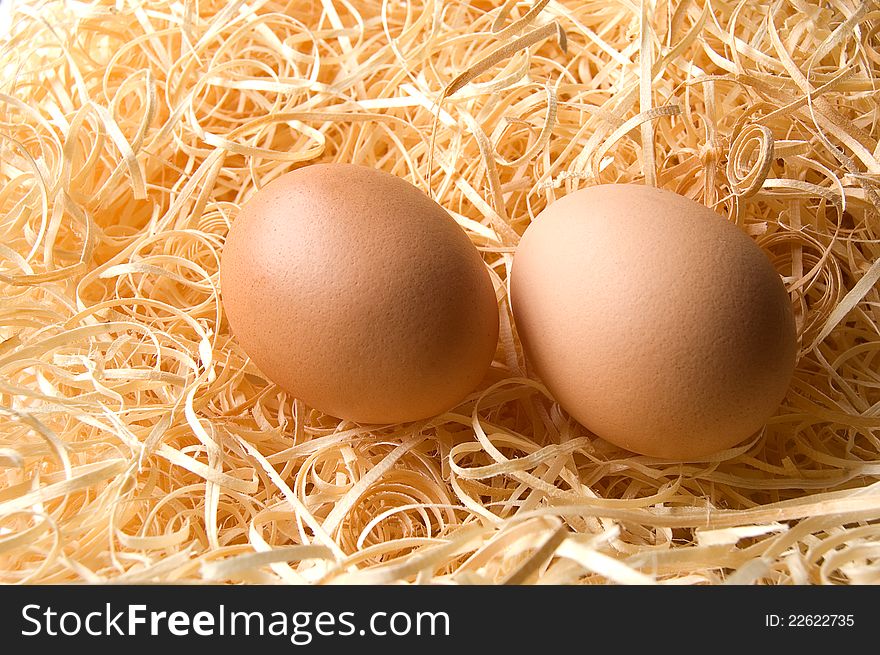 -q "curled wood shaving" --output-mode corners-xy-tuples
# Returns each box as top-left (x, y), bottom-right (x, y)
(0, 0), (879, 585)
